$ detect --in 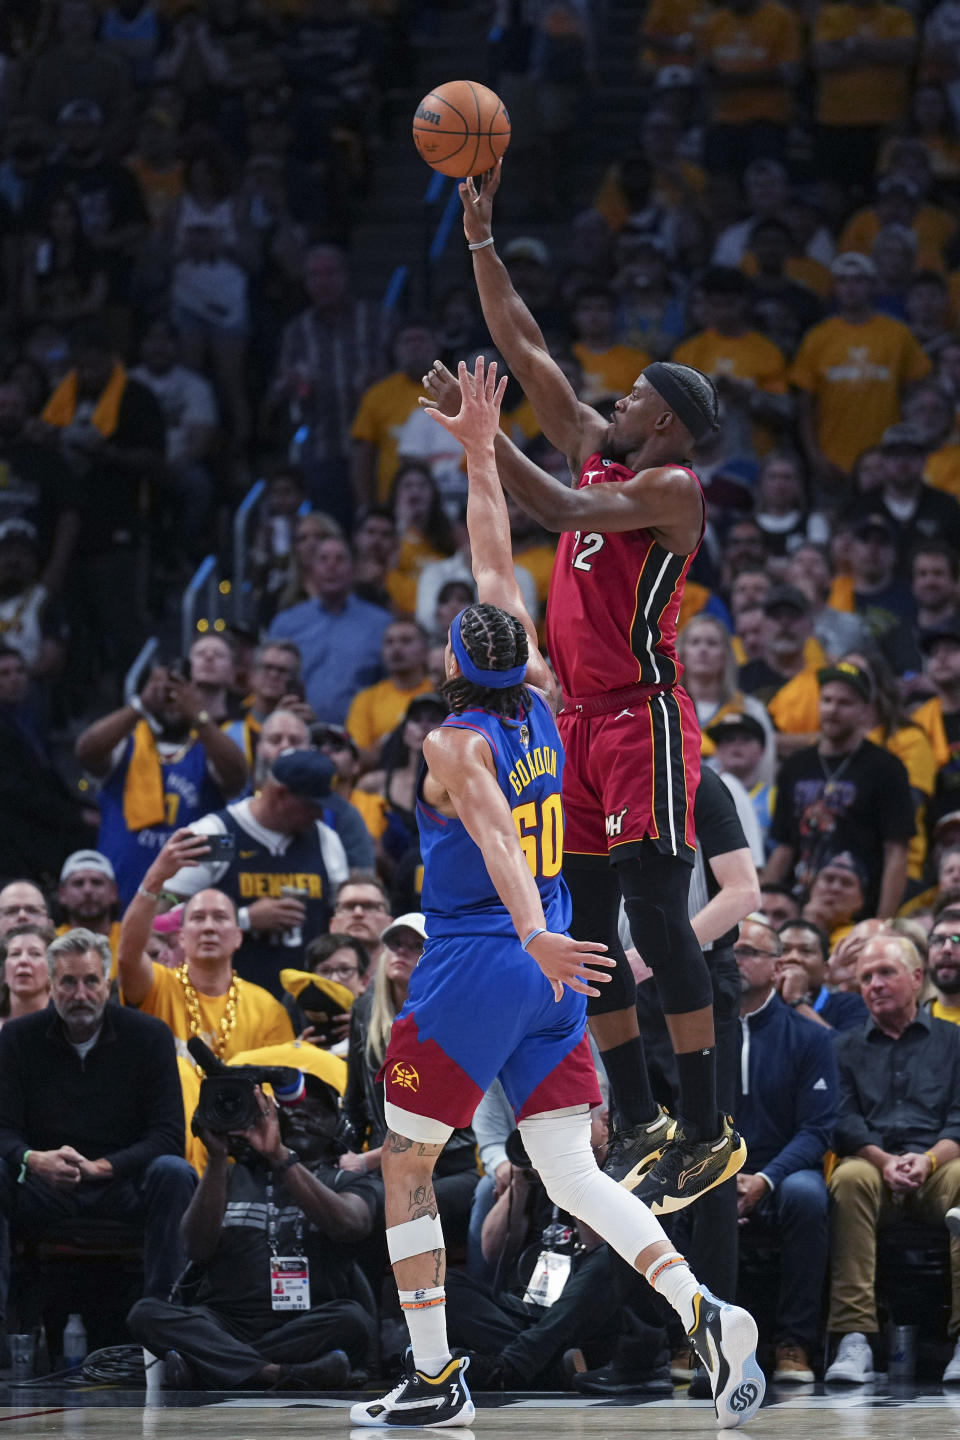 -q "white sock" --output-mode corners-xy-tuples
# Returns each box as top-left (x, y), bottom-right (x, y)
(398, 1287), (451, 1376)
(645, 1252), (701, 1333)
